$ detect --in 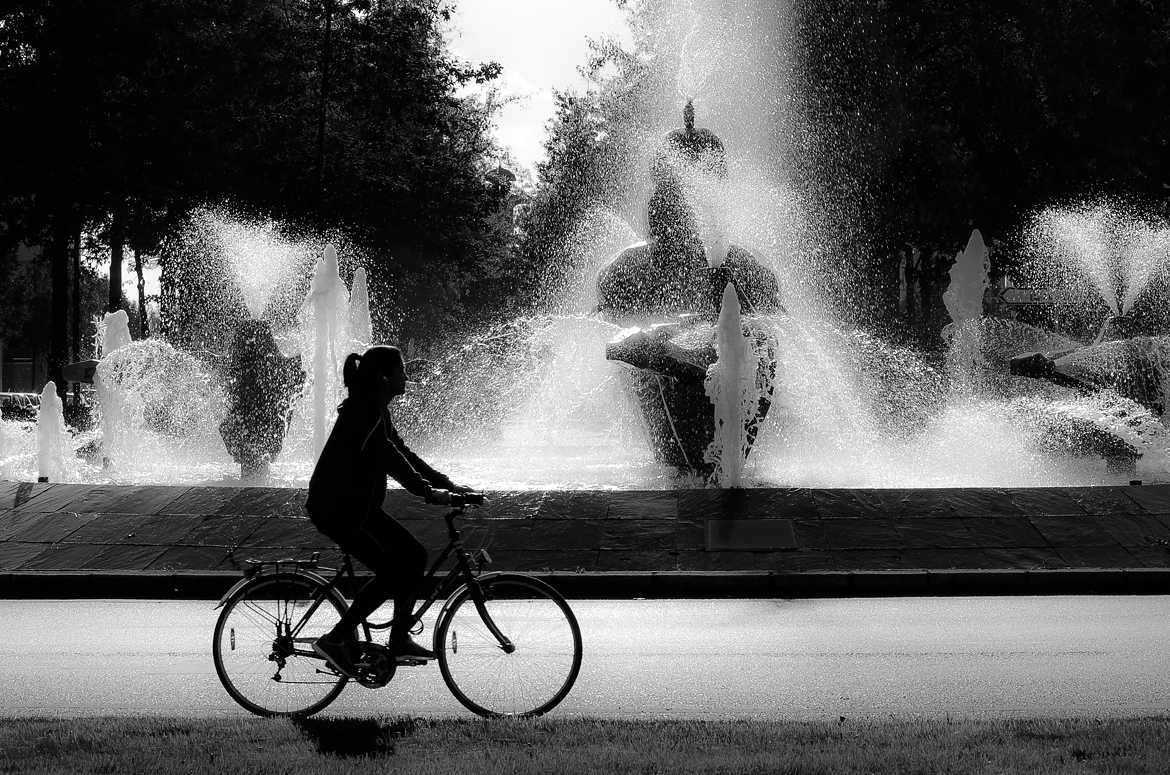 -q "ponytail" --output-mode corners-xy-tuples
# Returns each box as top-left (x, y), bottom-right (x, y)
(342, 353), (362, 390)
